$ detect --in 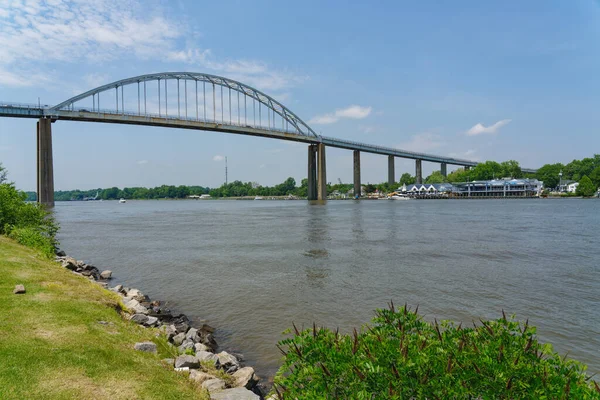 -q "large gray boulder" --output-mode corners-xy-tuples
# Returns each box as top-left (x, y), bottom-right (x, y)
(186, 327), (202, 342)
(124, 298), (148, 315)
(130, 314), (149, 324)
(178, 340), (195, 354)
(185, 327), (198, 340)
(217, 351), (240, 372)
(125, 288), (146, 302)
(165, 324), (177, 340)
(145, 316), (159, 326)
(200, 332), (218, 351)
(210, 387), (260, 400)
(172, 332), (186, 346)
(189, 369), (217, 384)
(194, 343), (209, 353)
(175, 355), (200, 369)
(202, 378), (226, 392)
(196, 351), (220, 367)
(134, 342), (157, 353)
(232, 367), (257, 389)
(61, 257), (78, 270)
(100, 270), (112, 279)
